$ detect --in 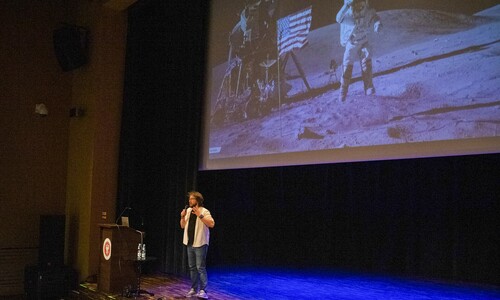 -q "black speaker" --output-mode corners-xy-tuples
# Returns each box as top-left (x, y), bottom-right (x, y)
(39, 215), (65, 268)
(53, 25), (88, 71)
